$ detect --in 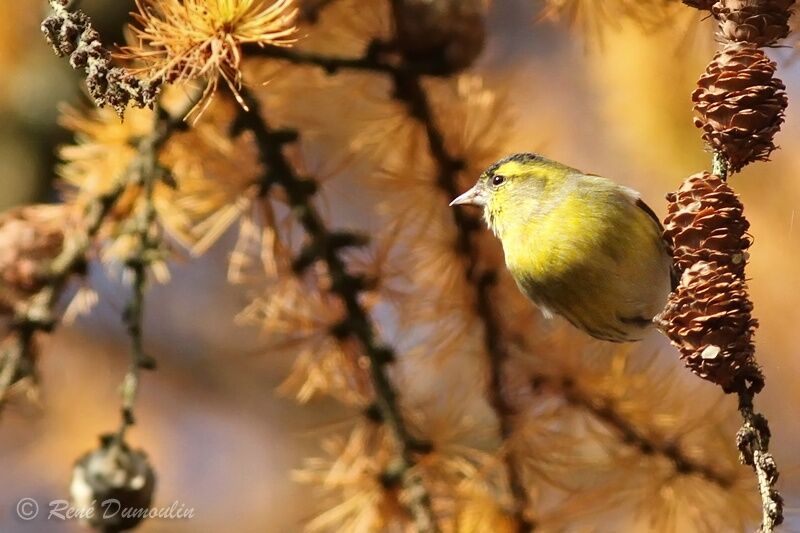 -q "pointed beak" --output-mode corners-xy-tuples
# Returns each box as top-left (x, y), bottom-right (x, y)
(449, 184), (487, 207)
